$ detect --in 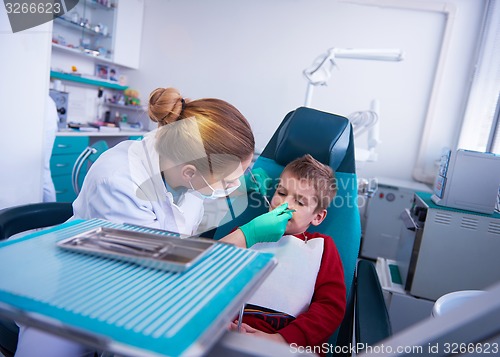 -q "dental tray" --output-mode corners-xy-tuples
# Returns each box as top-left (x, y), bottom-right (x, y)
(56, 227), (217, 272)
